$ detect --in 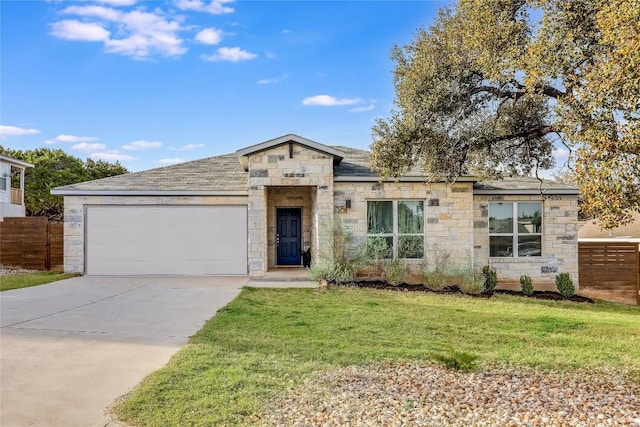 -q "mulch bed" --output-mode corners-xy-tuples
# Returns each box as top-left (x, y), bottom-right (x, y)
(331, 279), (594, 303)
